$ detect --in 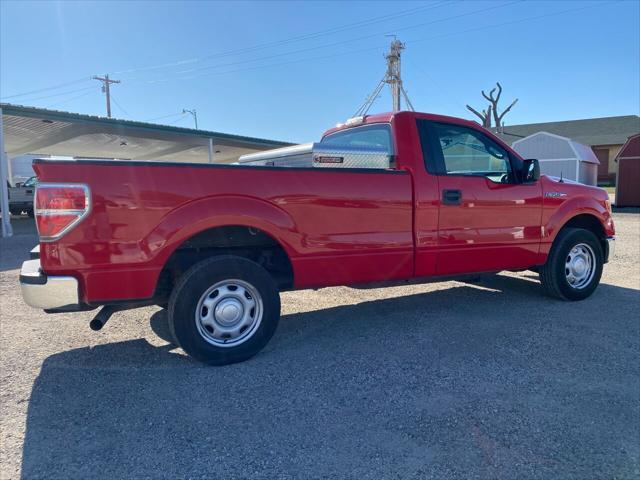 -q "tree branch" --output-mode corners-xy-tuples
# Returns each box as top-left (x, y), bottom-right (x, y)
(497, 98), (519, 122)
(466, 104), (486, 122)
(494, 82), (503, 103)
(481, 87), (497, 102)
(485, 105), (492, 128)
